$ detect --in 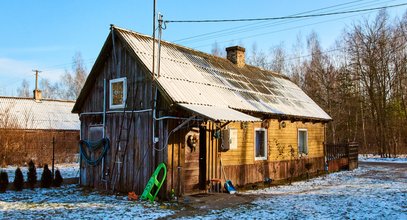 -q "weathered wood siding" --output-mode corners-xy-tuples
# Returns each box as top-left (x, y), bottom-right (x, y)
(79, 37), (166, 194)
